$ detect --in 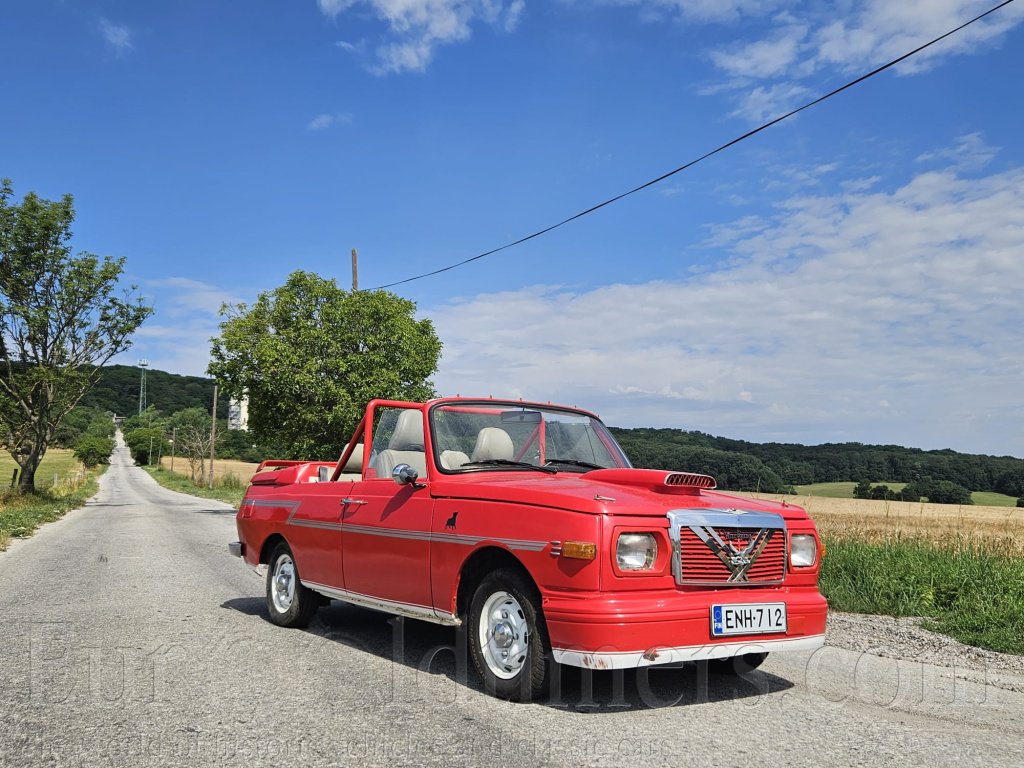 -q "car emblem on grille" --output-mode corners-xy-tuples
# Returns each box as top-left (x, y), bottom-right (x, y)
(689, 526), (774, 582)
